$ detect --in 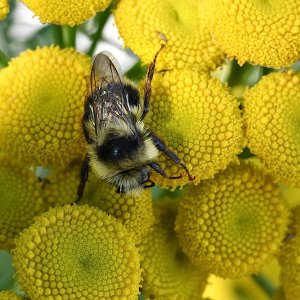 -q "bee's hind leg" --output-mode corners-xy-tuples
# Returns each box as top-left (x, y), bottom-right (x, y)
(149, 133), (194, 181)
(141, 44), (166, 120)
